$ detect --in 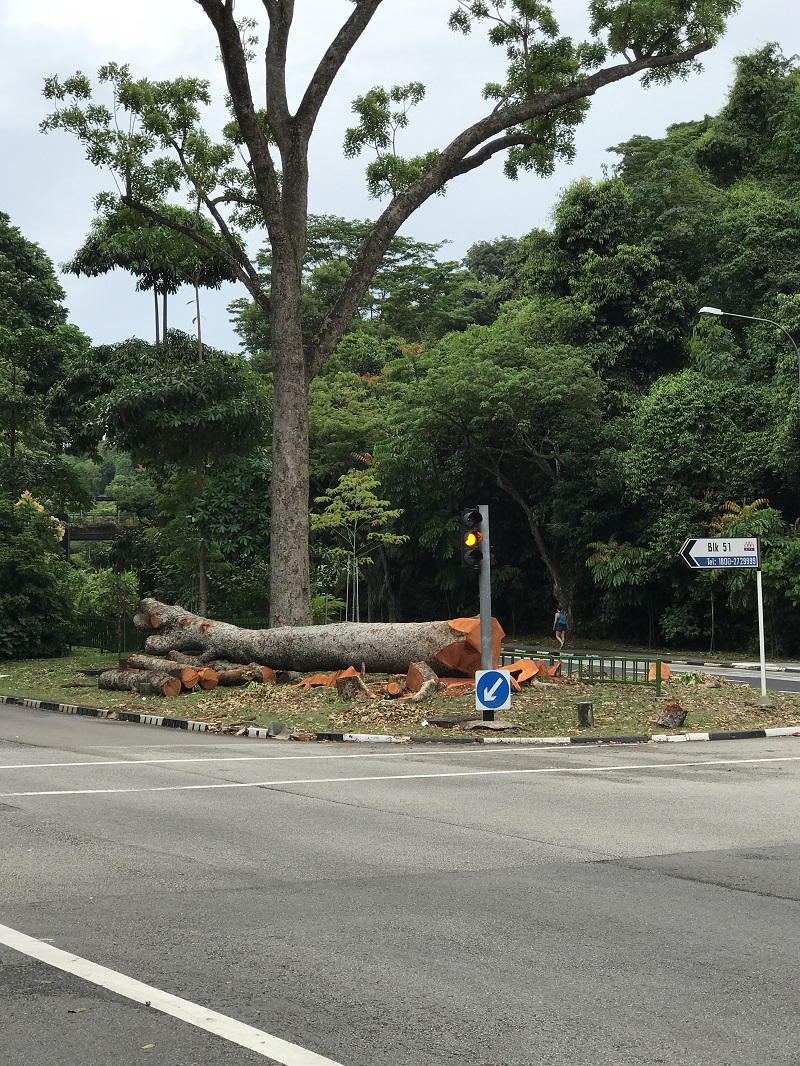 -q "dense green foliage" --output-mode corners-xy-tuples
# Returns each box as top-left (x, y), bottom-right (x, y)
(8, 42), (800, 657)
(0, 492), (74, 658)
